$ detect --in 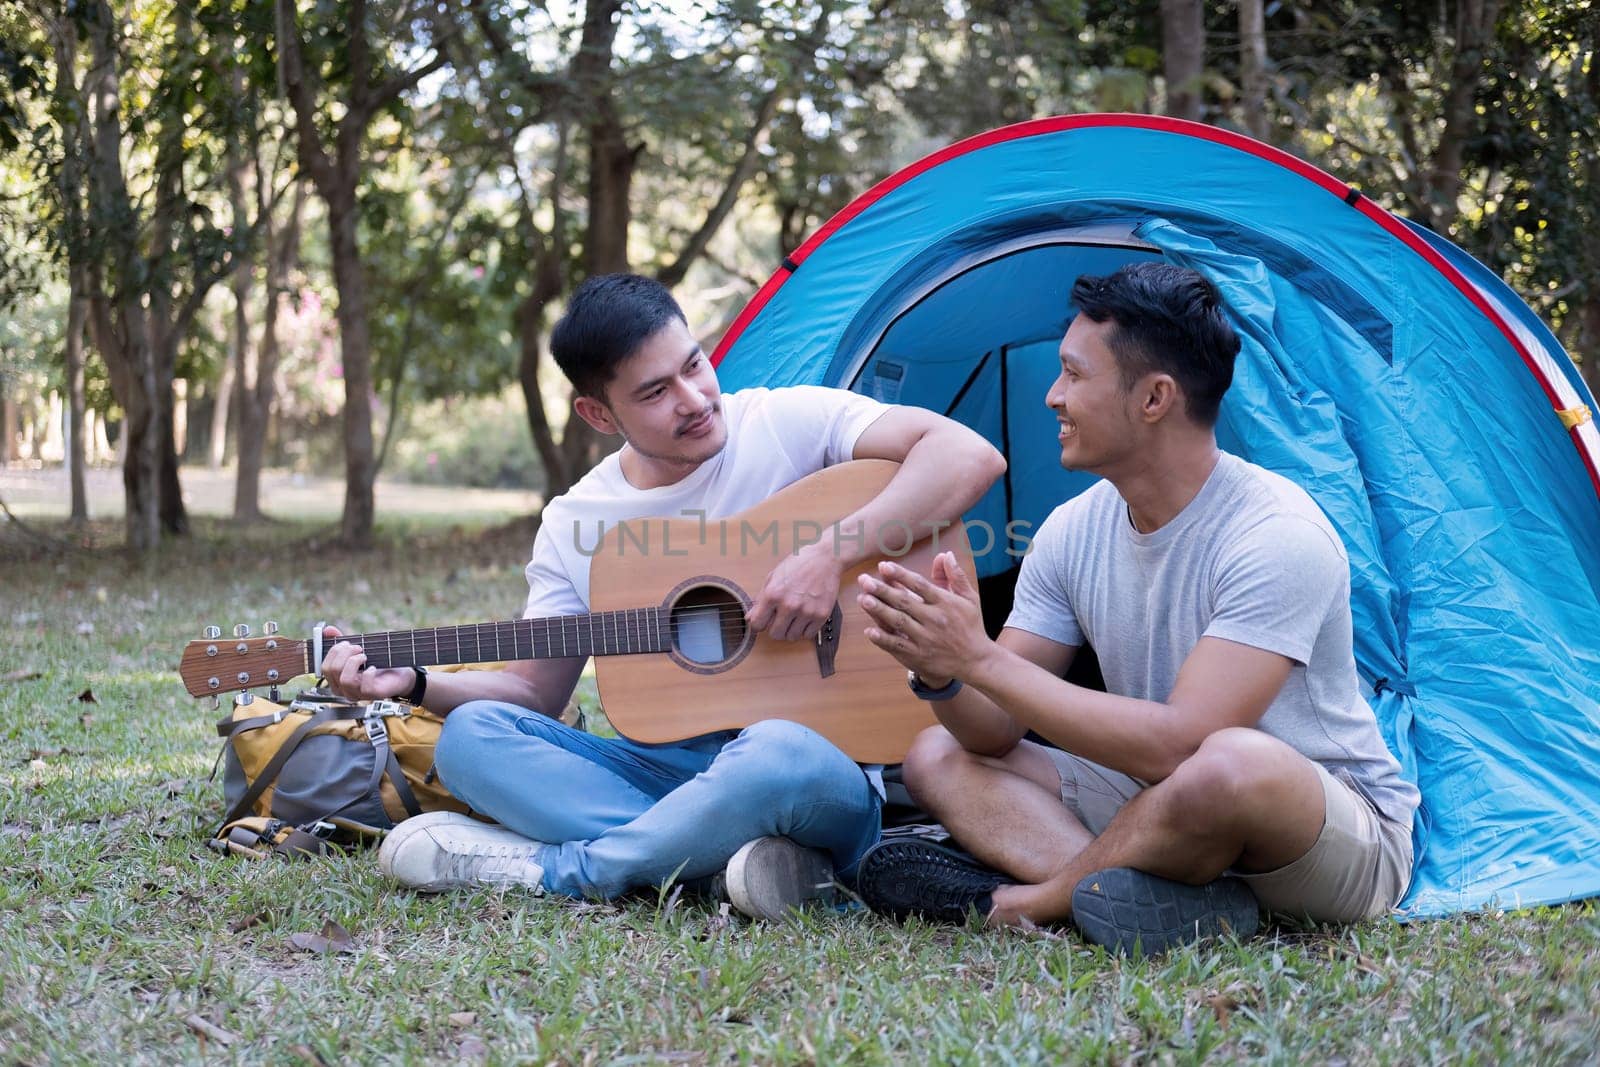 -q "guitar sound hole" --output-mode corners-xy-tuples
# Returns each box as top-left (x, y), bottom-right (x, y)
(669, 586), (747, 666)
